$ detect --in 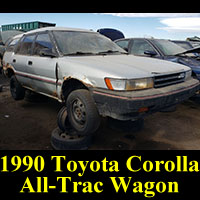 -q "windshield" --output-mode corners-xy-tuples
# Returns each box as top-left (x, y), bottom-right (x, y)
(52, 31), (126, 55)
(153, 40), (186, 56)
